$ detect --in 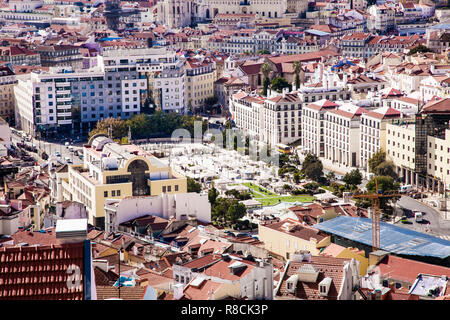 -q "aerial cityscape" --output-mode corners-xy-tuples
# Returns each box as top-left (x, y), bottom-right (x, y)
(0, 0), (450, 304)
